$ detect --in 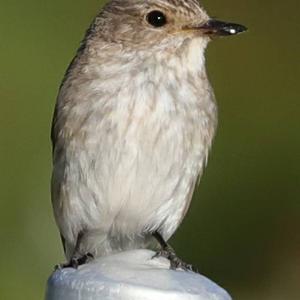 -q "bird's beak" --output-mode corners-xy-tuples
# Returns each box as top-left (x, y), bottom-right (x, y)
(188, 19), (247, 36)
